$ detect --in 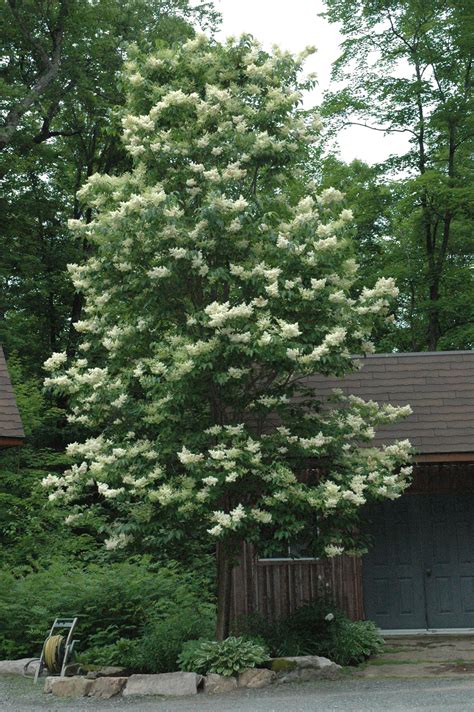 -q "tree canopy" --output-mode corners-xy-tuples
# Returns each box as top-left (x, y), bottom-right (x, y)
(43, 36), (413, 636)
